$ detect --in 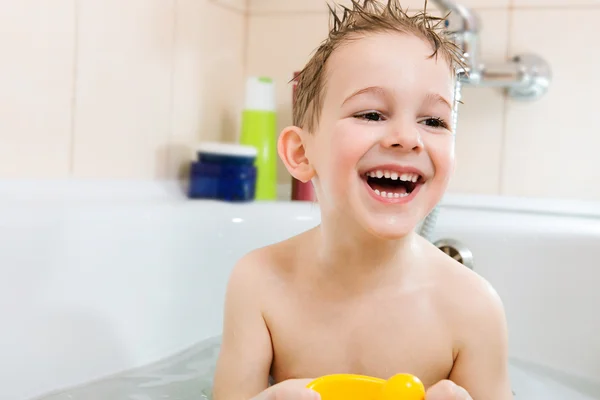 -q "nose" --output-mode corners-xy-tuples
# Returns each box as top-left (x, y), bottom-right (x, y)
(380, 120), (423, 152)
